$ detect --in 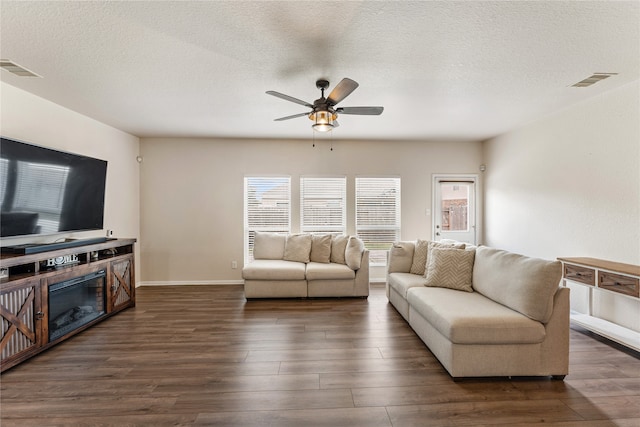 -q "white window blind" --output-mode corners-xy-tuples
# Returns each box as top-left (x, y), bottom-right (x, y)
(244, 176), (291, 263)
(300, 177), (346, 234)
(356, 177), (401, 265)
